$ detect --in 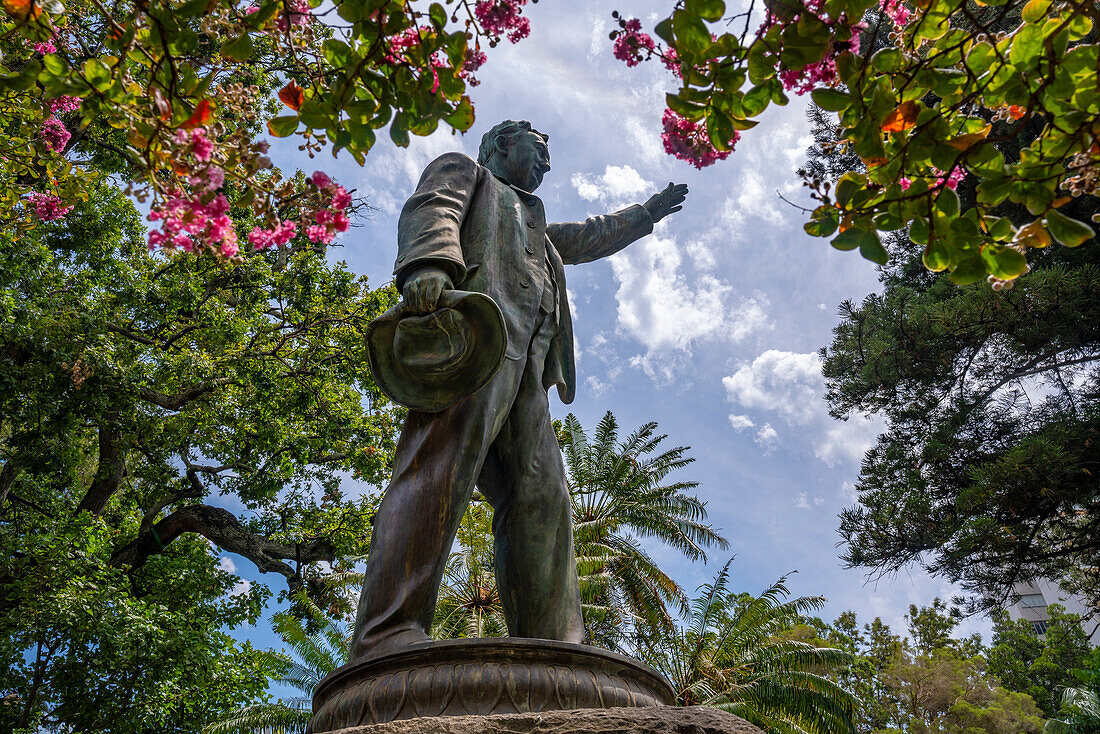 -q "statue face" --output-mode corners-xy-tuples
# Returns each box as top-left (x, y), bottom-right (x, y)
(500, 129), (551, 192)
